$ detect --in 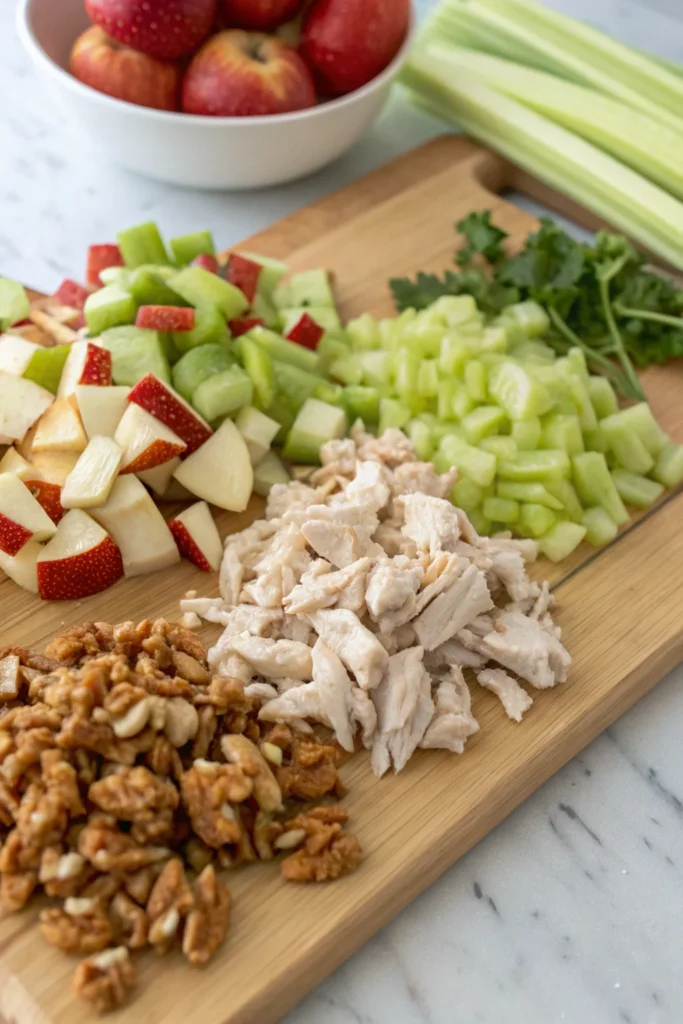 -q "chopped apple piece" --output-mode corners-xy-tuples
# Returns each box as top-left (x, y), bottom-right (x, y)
(90, 475), (179, 577)
(0, 372), (53, 445)
(137, 457), (182, 497)
(37, 509), (124, 600)
(57, 340), (112, 399)
(29, 450), (80, 487)
(169, 501), (222, 572)
(24, 480), (65, 525)
(114, 403), (186, 474)
(154, 479), (193, 502)
(0, 472), (57, 555)
(0, 540), (41, 594)
(32, 398), (88, 453)
(173, 418), (253, 512)
(75, 384), (130, 440)
(0, 447), (41, 482)
(235, 406), (280, 465)
(0, 335), (39, 375)
(127, 374), (212, 455)
(61, 436), (123, 509)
